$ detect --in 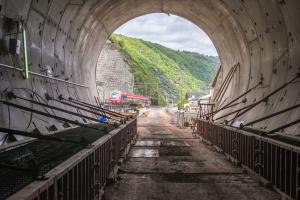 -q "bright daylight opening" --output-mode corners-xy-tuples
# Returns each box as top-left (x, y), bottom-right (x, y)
(95, 13), (220, 110)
